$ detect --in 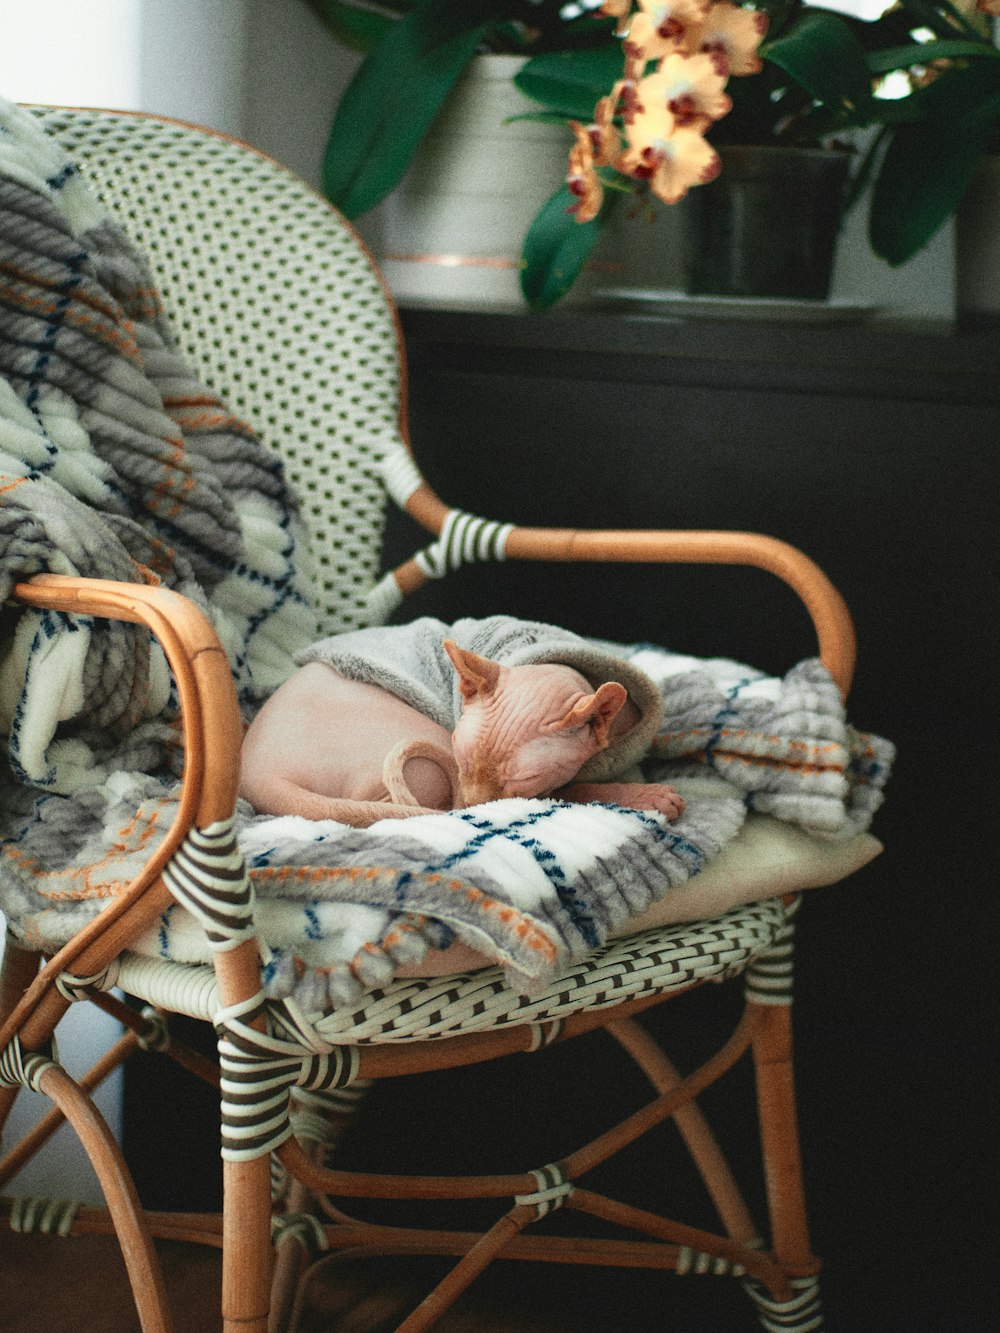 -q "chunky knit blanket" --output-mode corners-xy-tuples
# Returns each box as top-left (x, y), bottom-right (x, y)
(0, 99), (894, 1010)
